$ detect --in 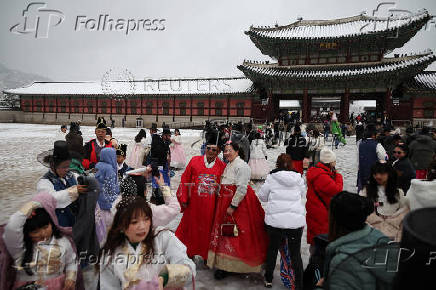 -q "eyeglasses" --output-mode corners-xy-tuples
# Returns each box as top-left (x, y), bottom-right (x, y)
(393, 151), (403, 154)
(206, 146), (217, 152)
